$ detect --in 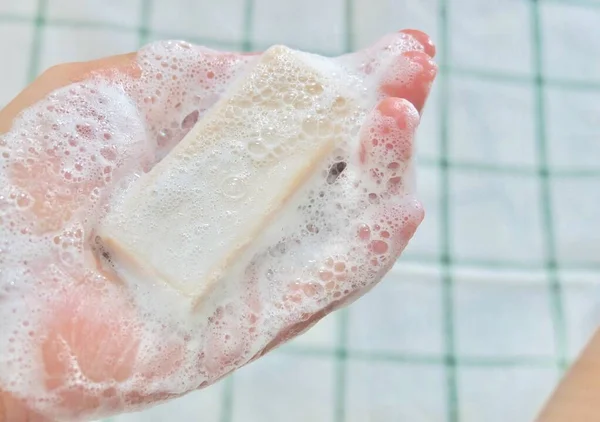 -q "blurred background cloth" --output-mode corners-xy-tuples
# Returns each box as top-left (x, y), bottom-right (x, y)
(1, 0), (600, 421)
